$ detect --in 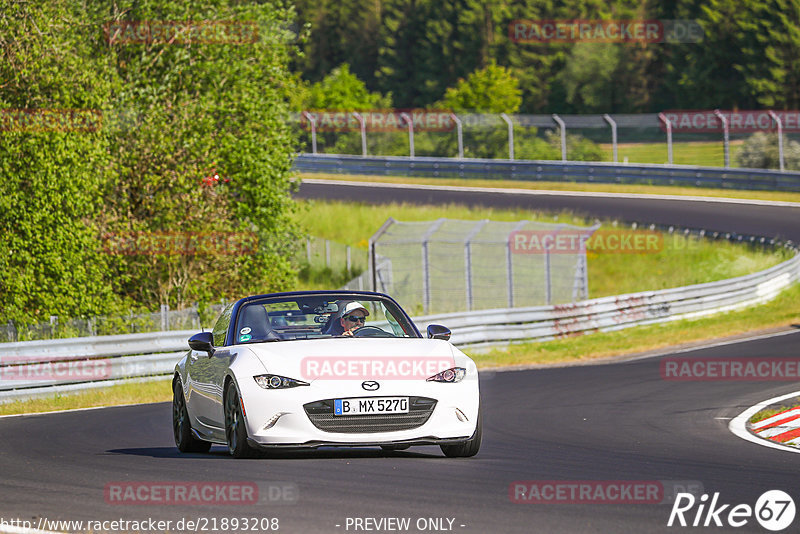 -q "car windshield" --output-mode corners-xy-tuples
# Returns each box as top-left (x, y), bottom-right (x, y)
(233, 294), (419, 343)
